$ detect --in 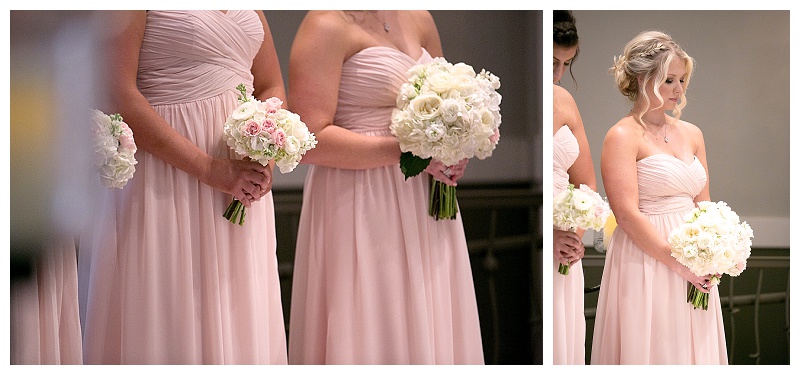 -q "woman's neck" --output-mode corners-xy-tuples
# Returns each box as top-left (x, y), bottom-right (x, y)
(633, 104), (668, 127)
